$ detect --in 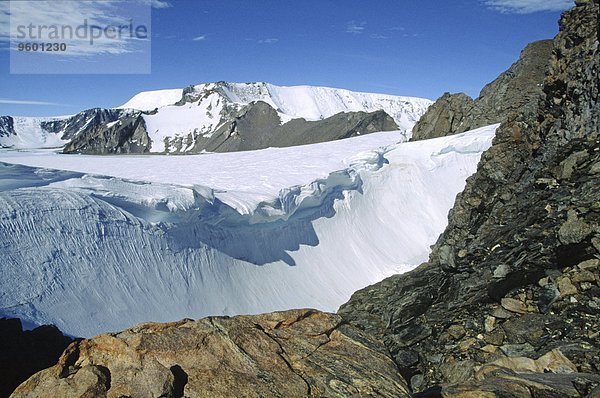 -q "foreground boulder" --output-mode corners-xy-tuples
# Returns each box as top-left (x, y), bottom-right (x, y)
(341, 0), (599, 394)
(411, 39), (553, 140)
(11, 309), (409, 398)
